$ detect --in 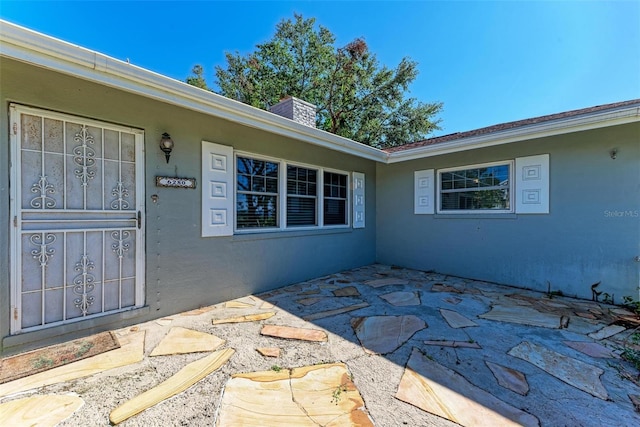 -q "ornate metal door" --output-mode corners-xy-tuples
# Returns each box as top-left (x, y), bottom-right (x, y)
(9, 105), (145, 334)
